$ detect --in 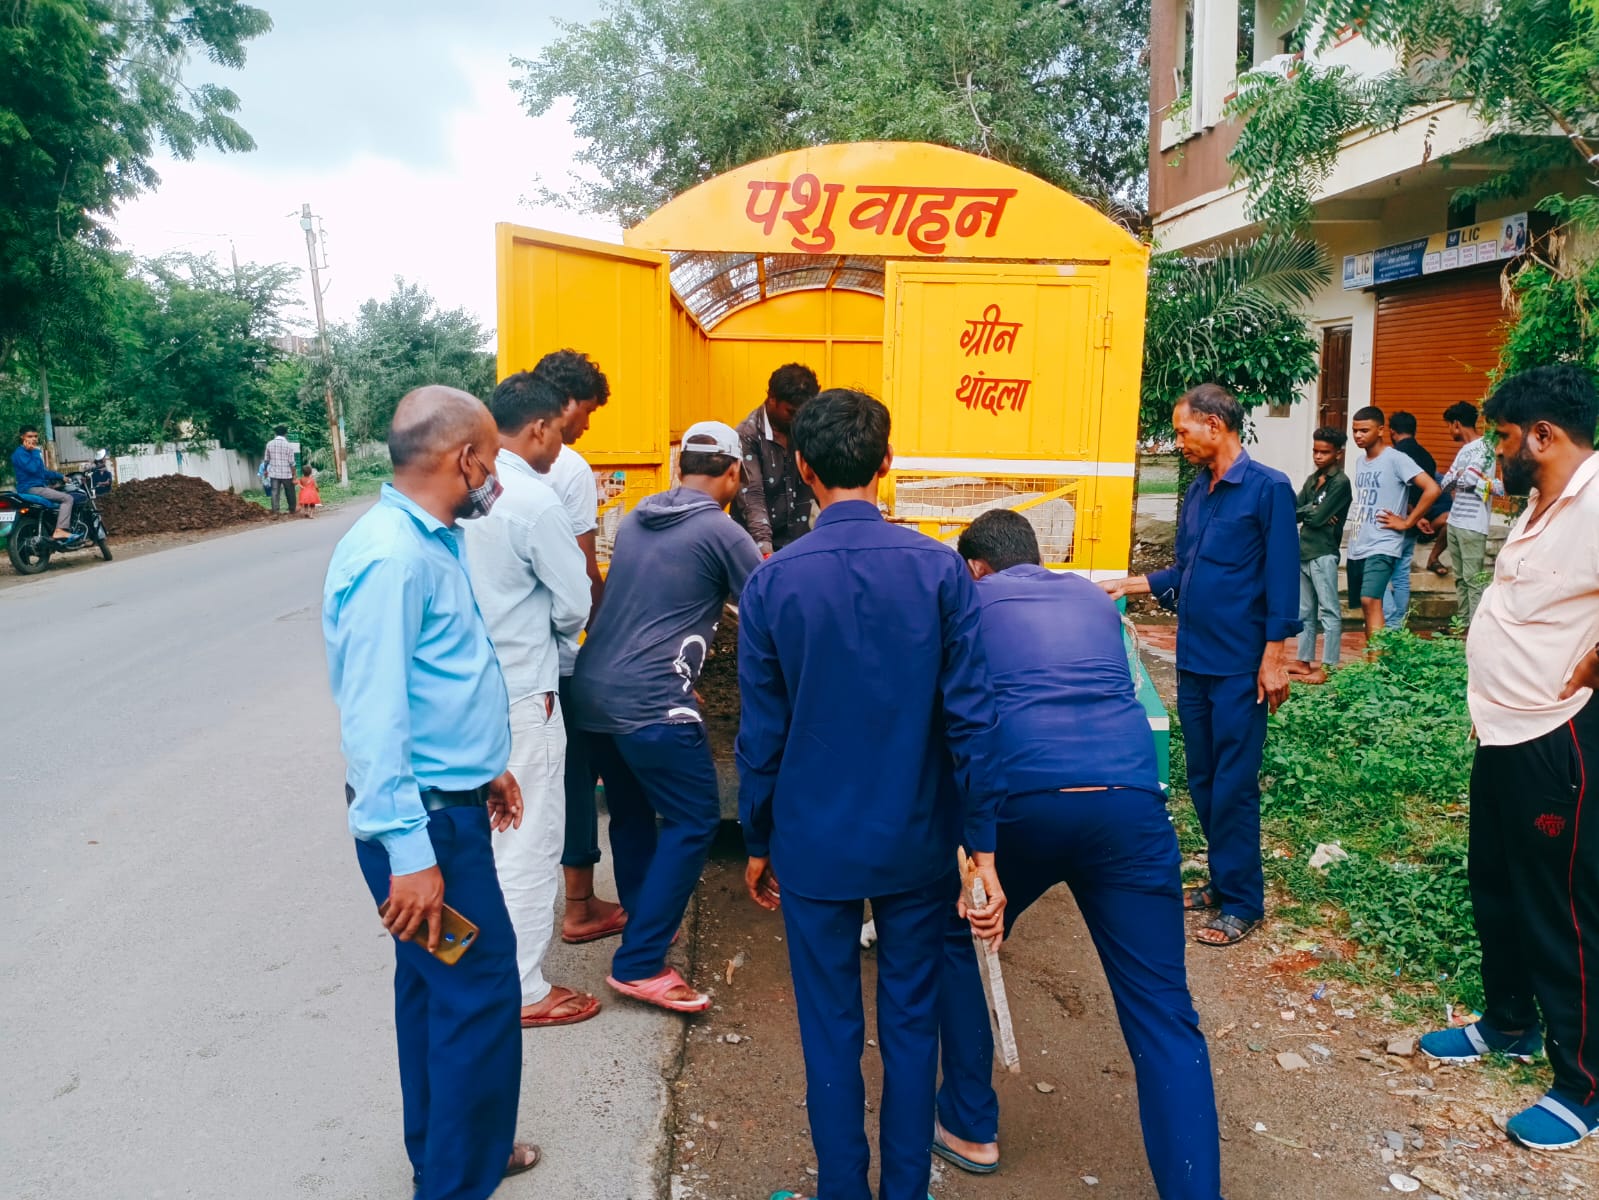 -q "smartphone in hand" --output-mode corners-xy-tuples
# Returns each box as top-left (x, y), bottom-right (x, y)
(377, 900), (480, 965)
